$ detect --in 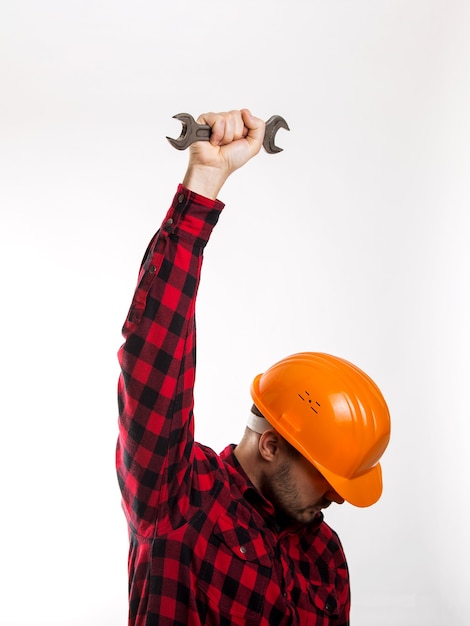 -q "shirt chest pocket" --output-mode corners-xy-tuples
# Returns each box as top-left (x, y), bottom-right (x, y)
(198, 514), (272, 624)
(306, 582), (340, 622)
